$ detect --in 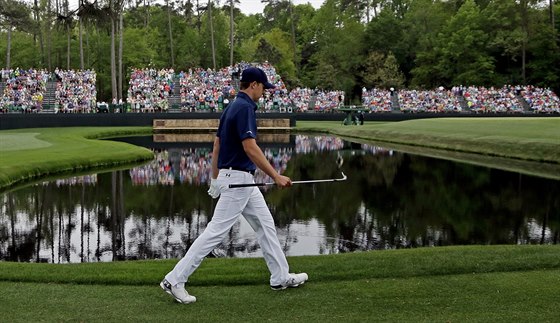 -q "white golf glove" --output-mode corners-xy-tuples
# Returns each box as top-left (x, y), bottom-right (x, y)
(207, 178), (221, 199)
